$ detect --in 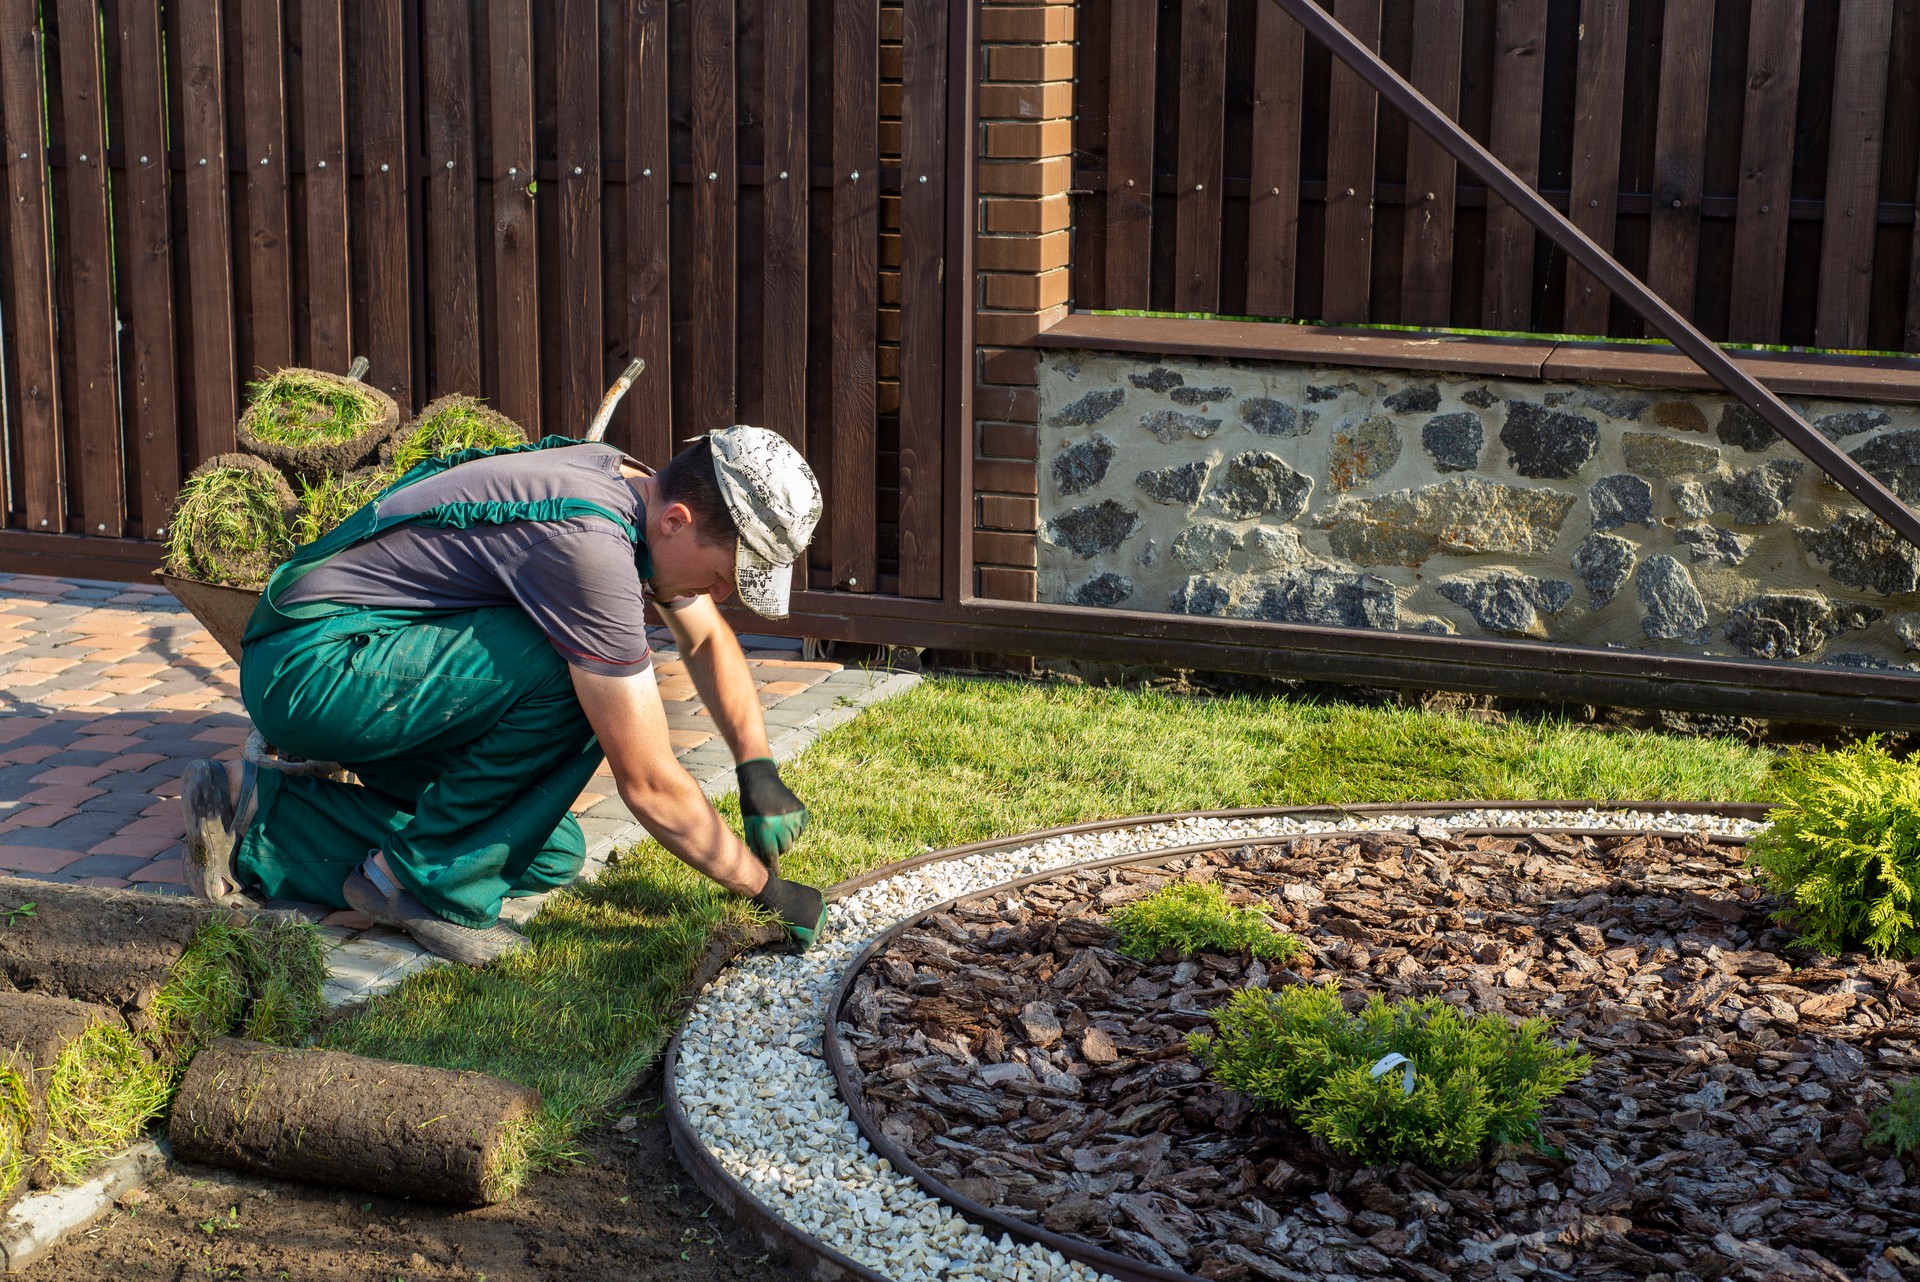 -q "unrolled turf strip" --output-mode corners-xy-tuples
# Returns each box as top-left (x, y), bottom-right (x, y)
(0, 991), (153, 1195)
(0, 879), (241, 1024)
(170, 1039), (542, 1205)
